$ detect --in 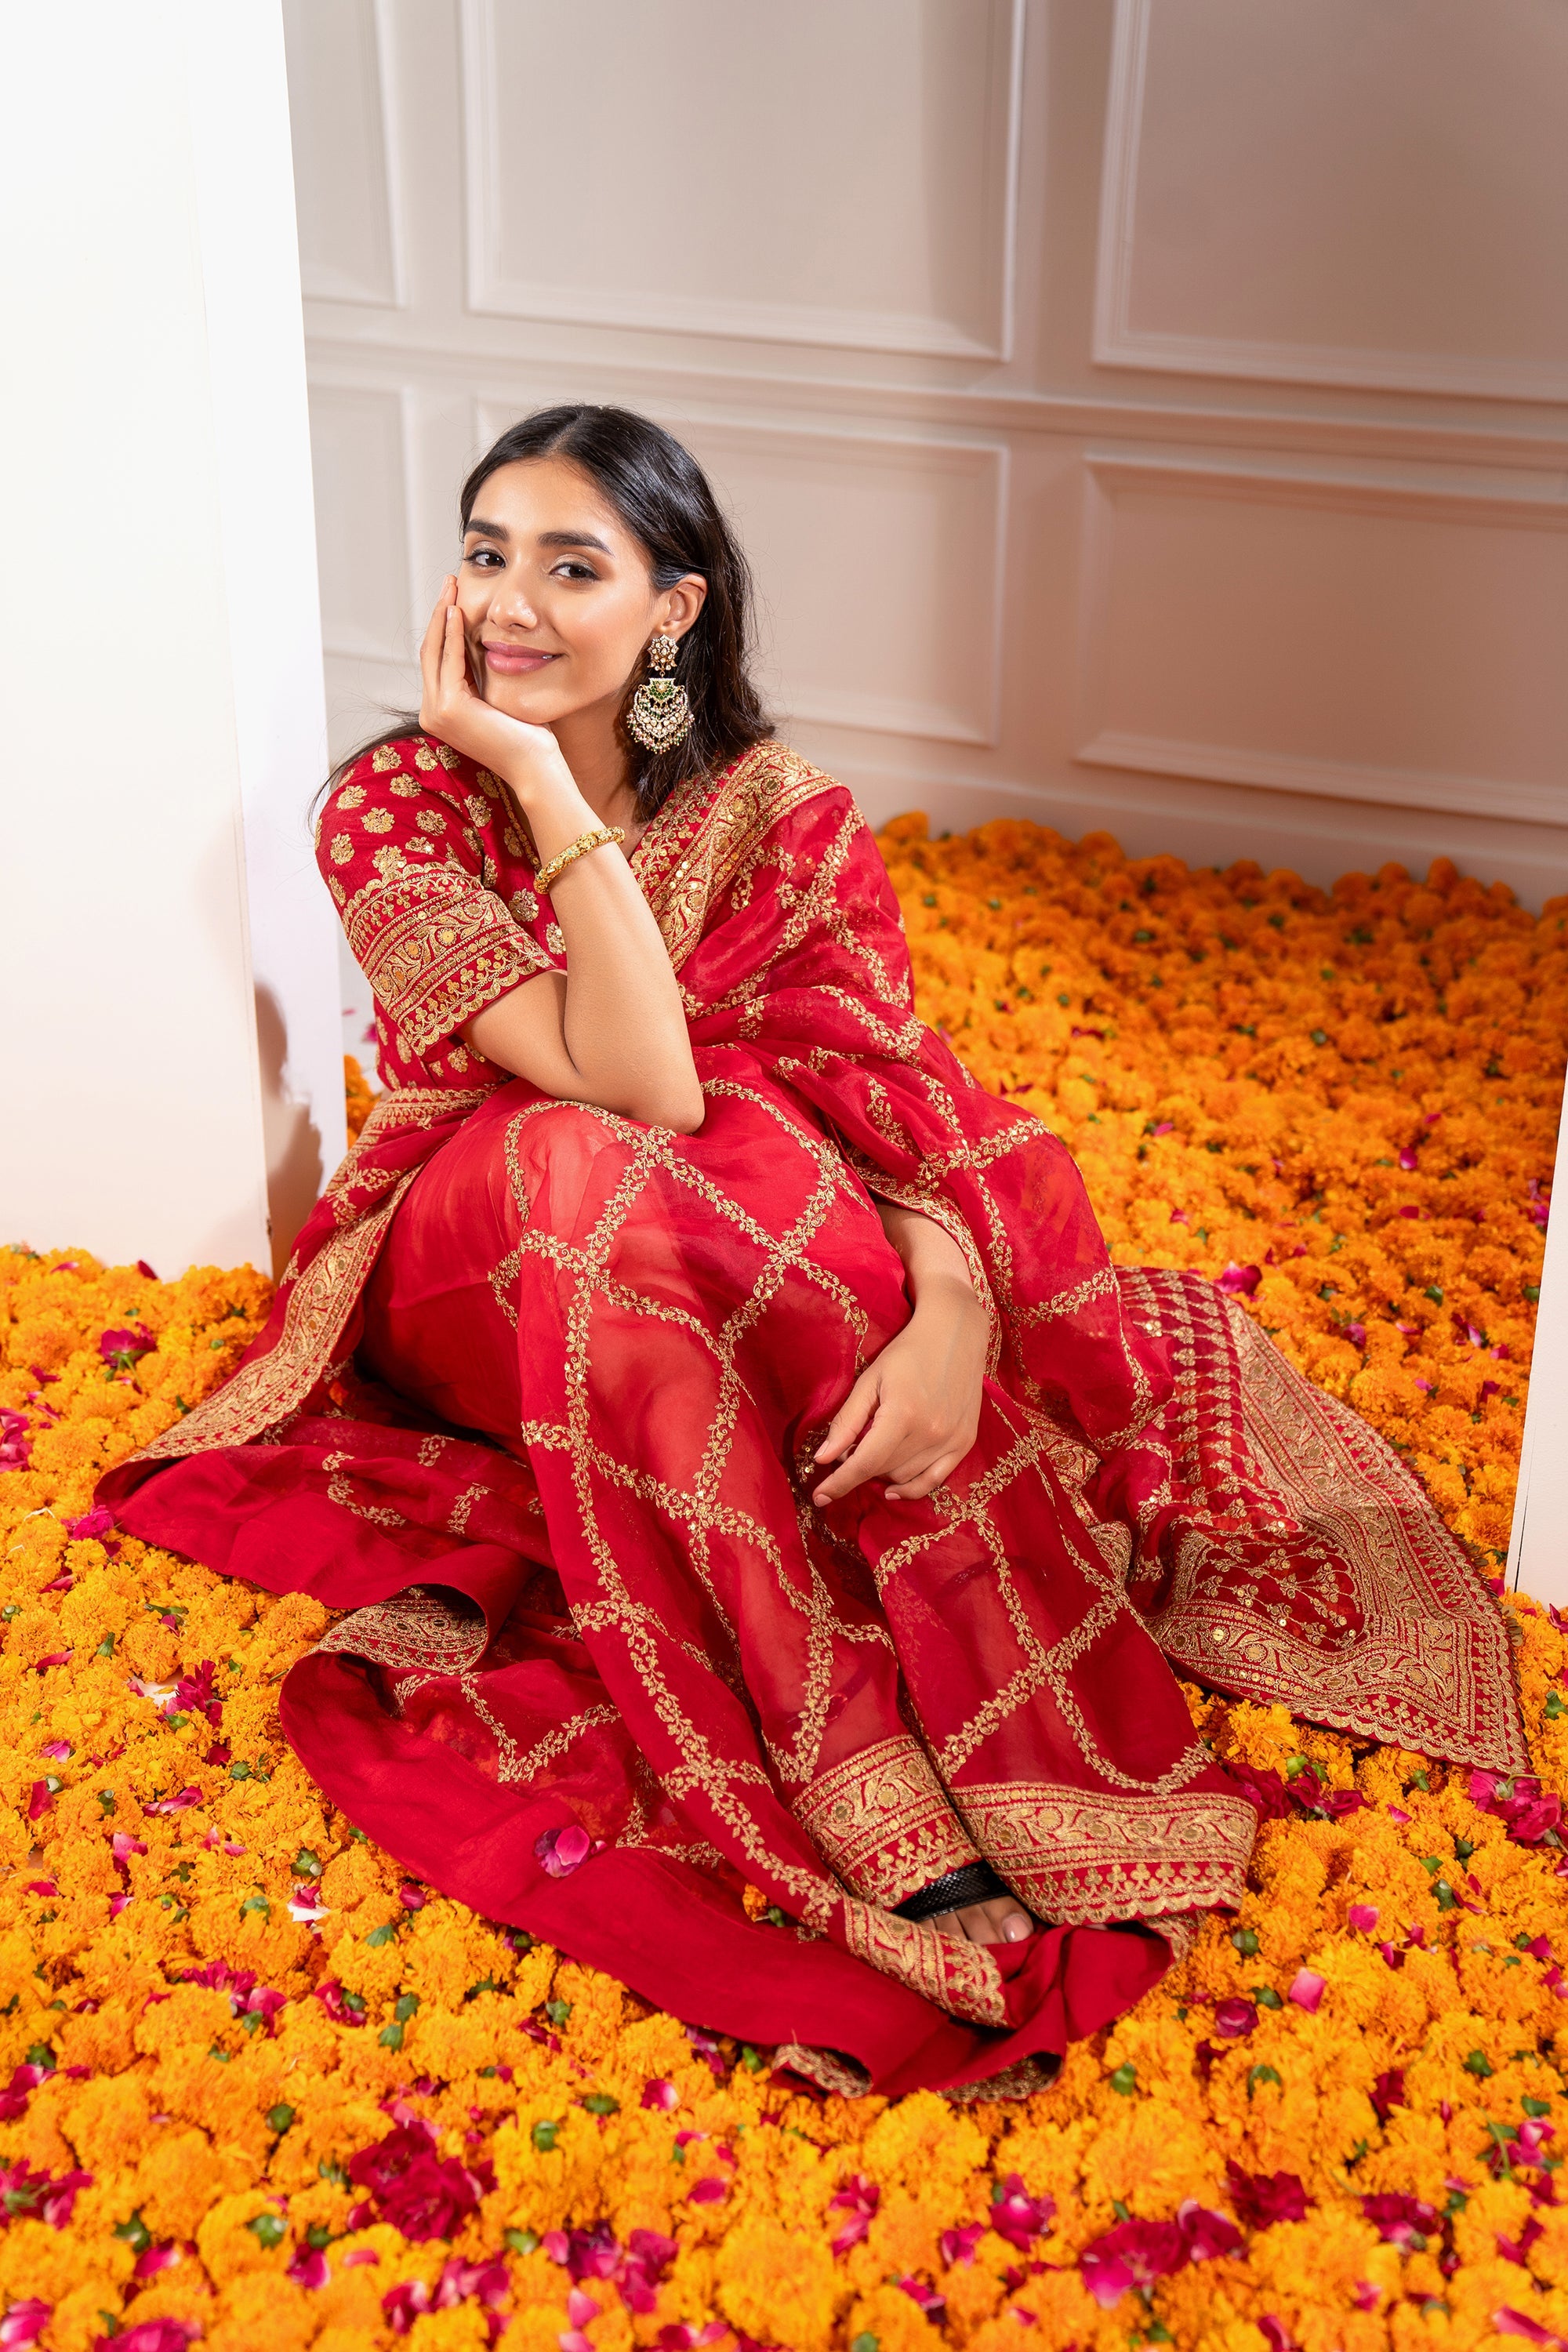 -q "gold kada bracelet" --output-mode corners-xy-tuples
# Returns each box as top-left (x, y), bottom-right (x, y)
(534, 823), (626, 896)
